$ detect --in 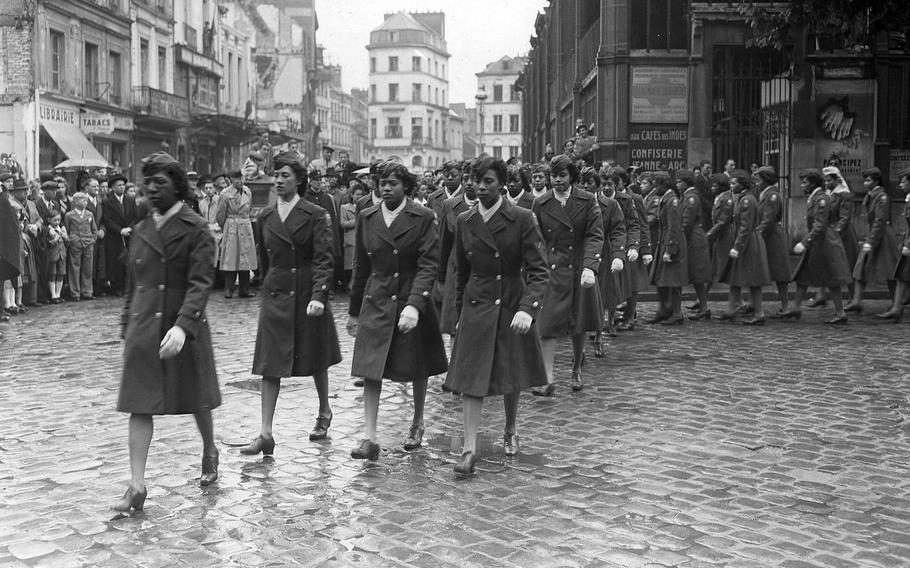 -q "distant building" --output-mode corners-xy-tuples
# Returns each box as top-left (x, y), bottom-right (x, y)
(350, 88), (369, 164)
(367, 11), (458, 172)
(476, 55), (526, 162)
